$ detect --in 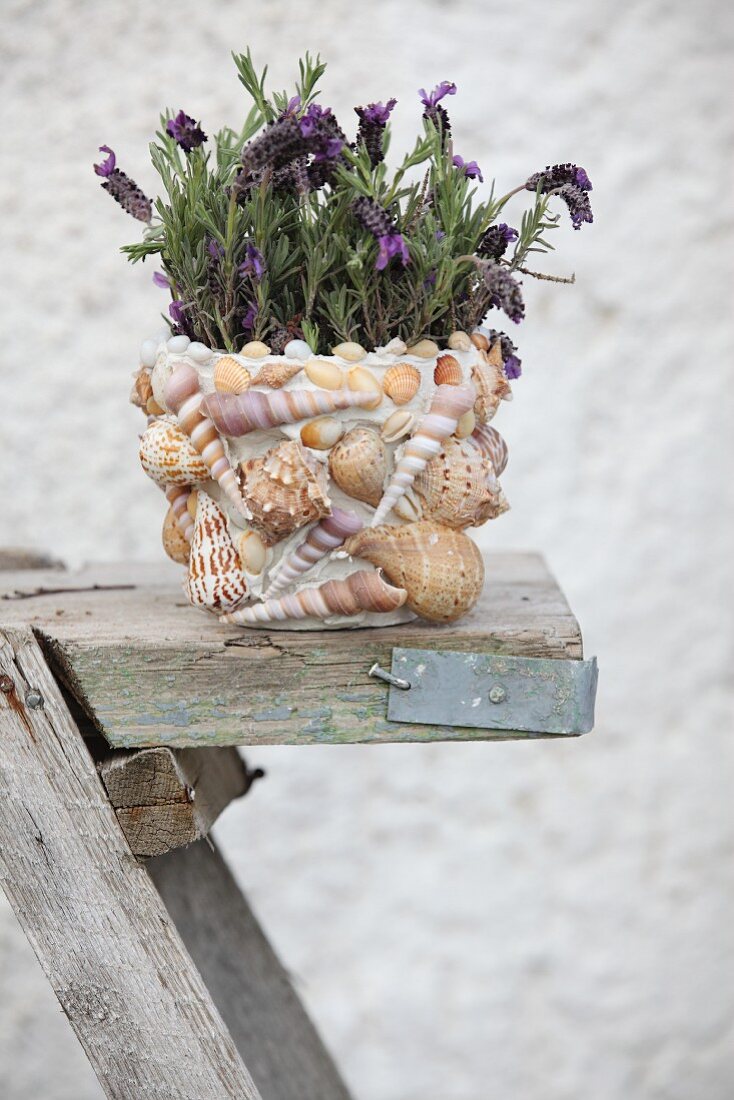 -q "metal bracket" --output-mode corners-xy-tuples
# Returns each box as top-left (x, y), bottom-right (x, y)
(385, 648), (598, 736)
